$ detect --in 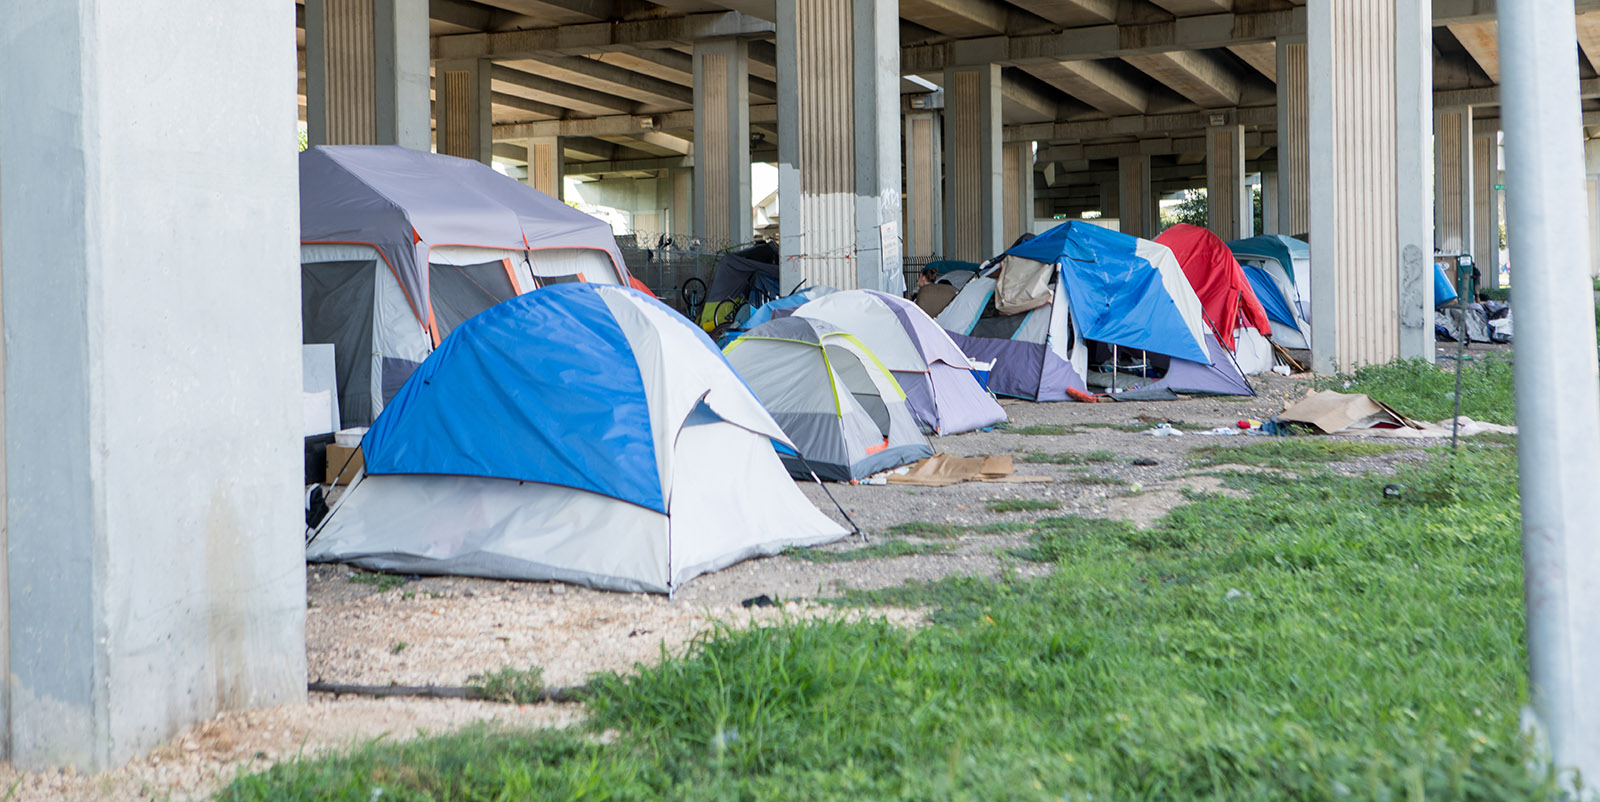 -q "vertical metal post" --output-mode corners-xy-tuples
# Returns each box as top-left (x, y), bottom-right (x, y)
(1498, 0), (1600, 789)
